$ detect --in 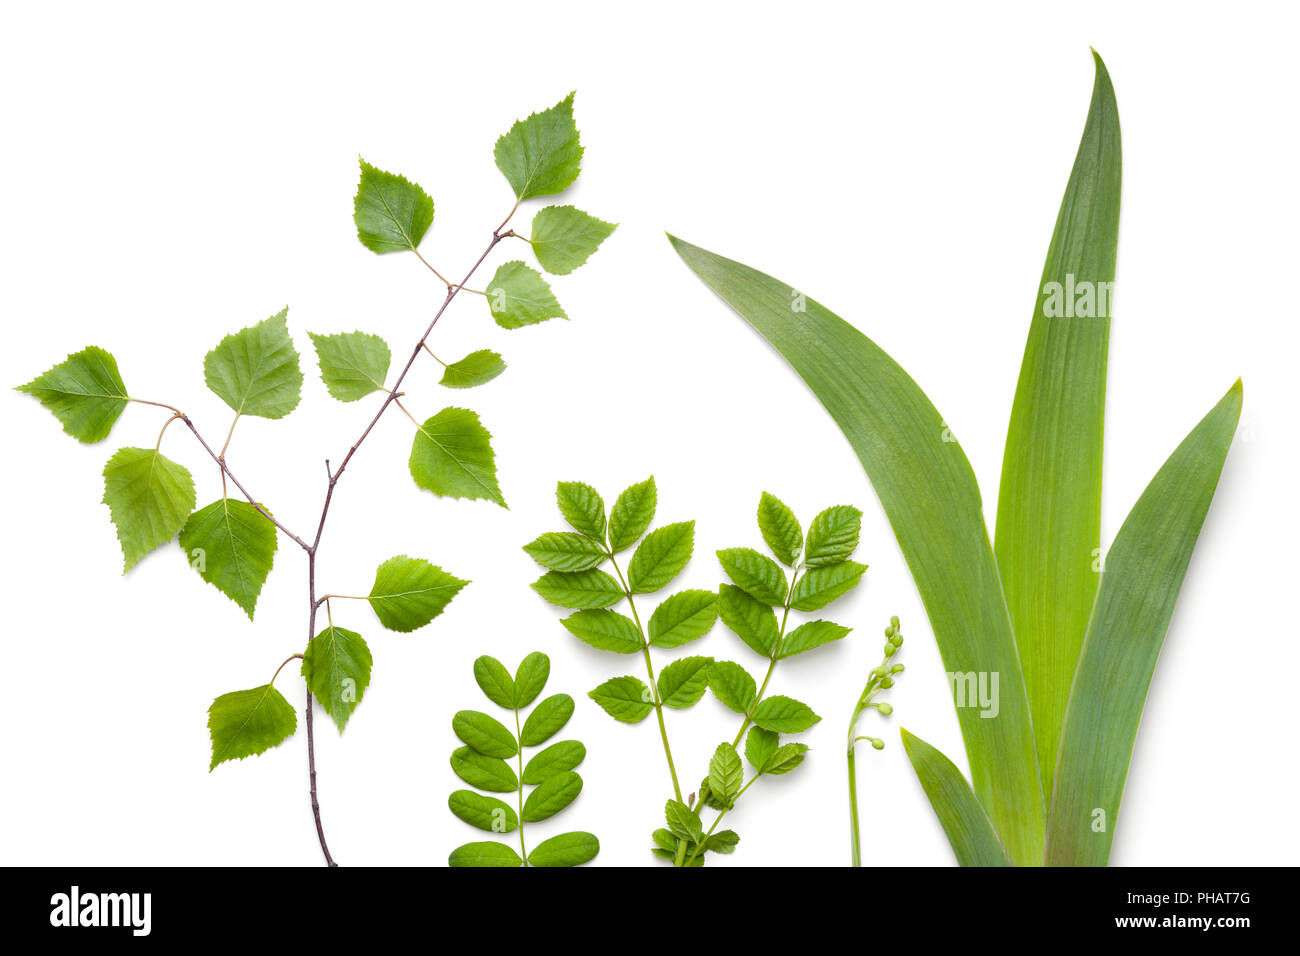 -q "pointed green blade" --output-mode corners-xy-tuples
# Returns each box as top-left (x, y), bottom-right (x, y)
(670, 235), (1045, 865)
(1046, 381), (1241, 866)
(995, 52), (1122, 800)
(901, 729), (1011, 867)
